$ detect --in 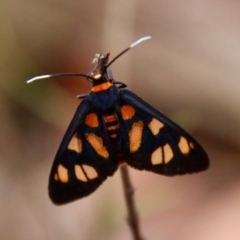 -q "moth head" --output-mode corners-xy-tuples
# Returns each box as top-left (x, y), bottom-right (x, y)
(90, 52), (113, 84)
